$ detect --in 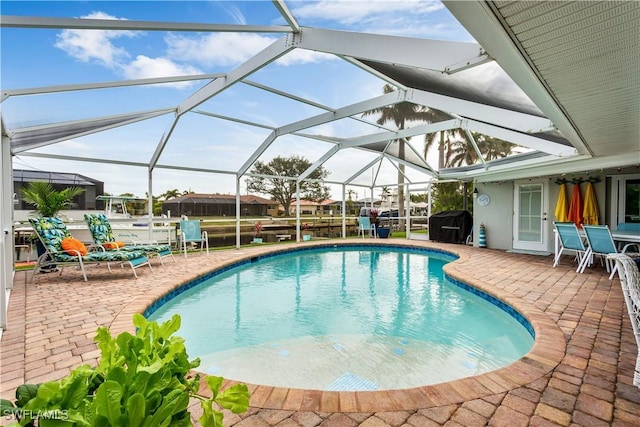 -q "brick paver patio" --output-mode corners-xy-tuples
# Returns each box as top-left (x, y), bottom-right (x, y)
(2, 239), (639, 426)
